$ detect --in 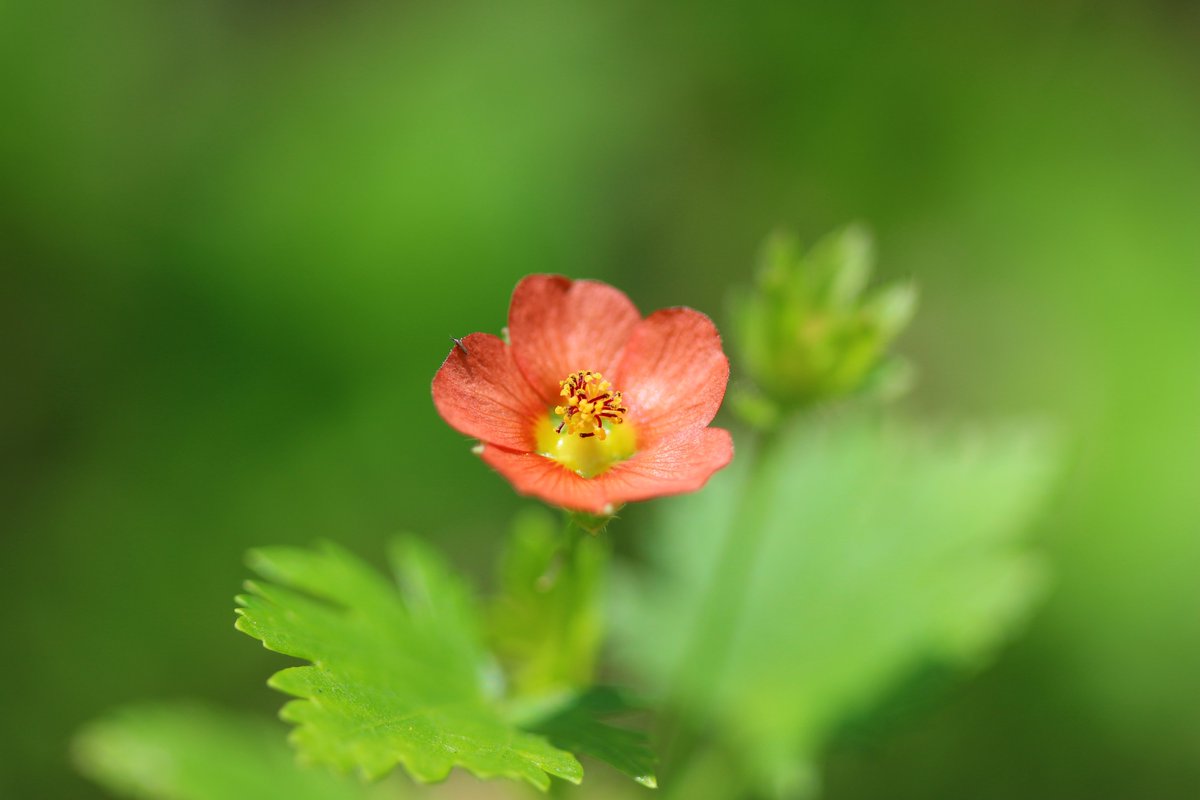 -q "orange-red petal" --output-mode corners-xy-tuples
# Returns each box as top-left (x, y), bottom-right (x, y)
(507, 274), (641, 404)
(431, 332), (544, 451)
(478, 427), (733, 514)
(614, 307), (730, 445)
